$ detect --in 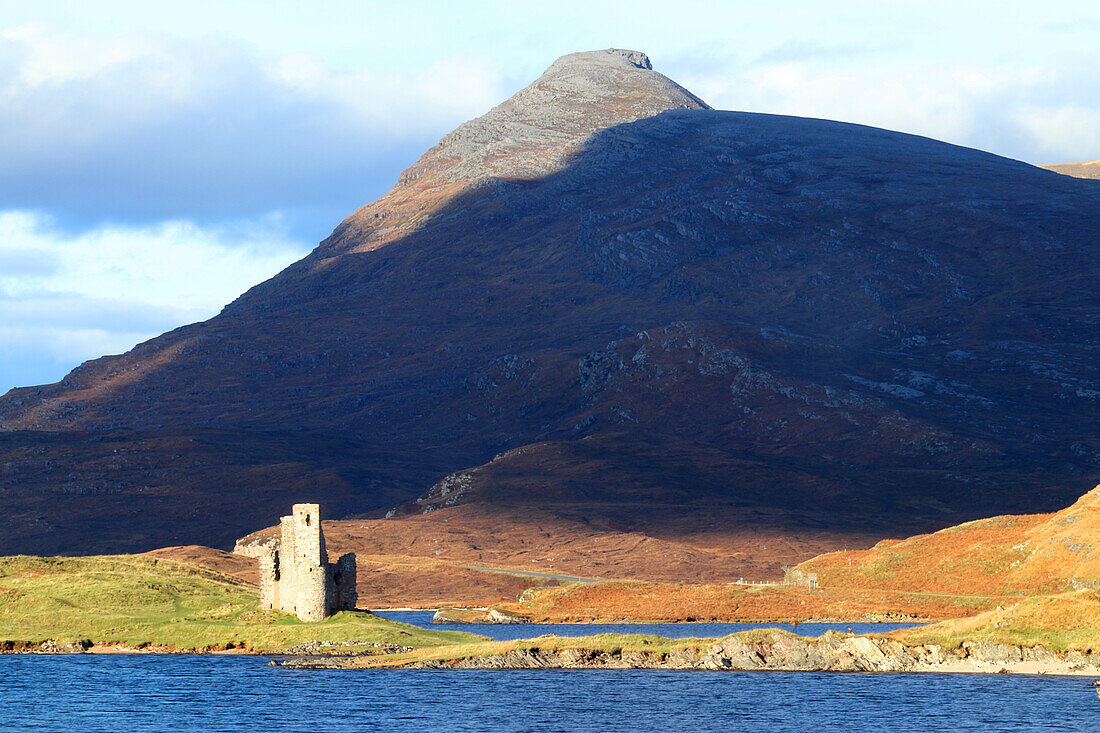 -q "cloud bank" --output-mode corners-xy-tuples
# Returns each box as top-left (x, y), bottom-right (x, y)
(0, 211), (309, 389)
(0, 24), (508, 236)
(669, 48), (1100, 165)
(0, 24), (511, 392)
